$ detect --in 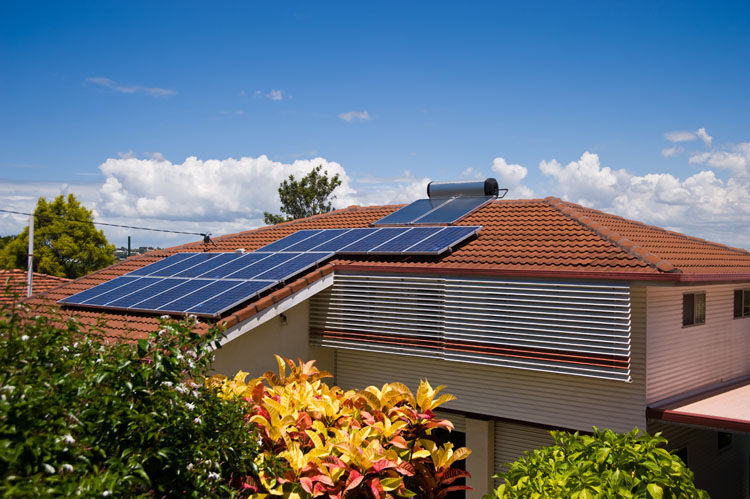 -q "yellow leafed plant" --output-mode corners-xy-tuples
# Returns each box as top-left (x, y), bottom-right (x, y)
(209, 355), (472, 499)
